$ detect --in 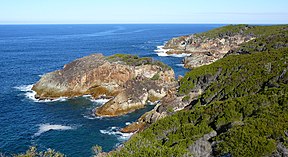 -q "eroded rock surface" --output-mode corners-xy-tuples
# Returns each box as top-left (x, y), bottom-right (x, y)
(188, 131), (217, 157)
(163, 25), (255, 68)
(32, 54), (176, 116)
